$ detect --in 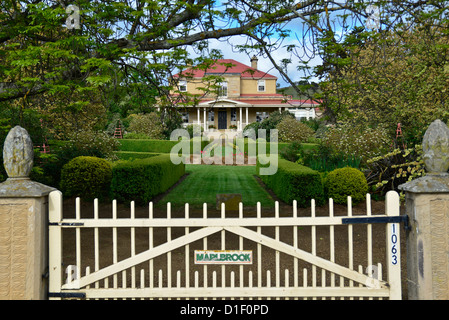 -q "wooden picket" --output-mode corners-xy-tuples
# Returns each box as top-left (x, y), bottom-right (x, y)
(48, 190), (402, 300)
